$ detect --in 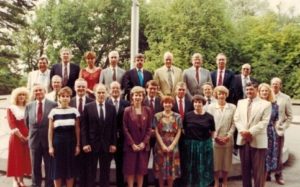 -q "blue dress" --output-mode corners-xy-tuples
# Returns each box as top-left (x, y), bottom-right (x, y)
(265, 103), (279, 172)
(48, 107), (80, 179)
